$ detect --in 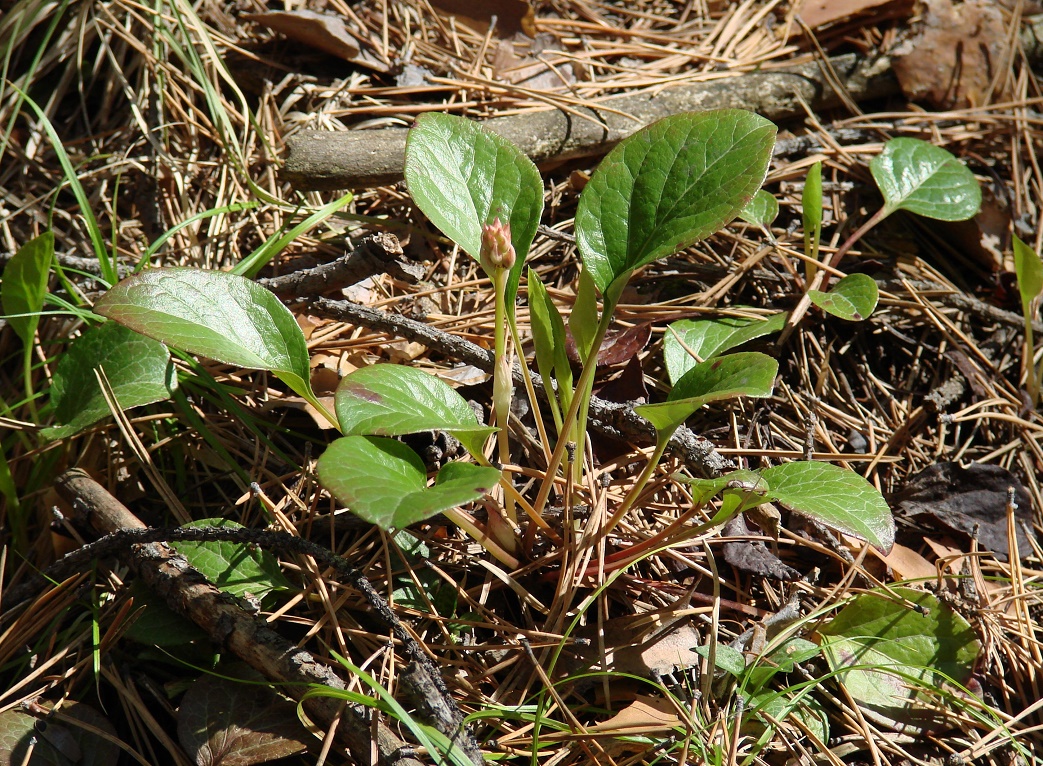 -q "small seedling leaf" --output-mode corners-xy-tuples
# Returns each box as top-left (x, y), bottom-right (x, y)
(738, 189), (779, 227)
(316, 436), (501, 530)
(758, 461), (895, 552)
(527, 267), (572, 398)
(676, 469), (765, 506)
(575, 110), (776, 297)
(569, 267), (600, 359)
(178, 670), (310, 766)
(664, 313), (786, 383)
(635, 352), (777, 436)
(1, 231), (53, 345)
(335, 364), (495, 458)
(819, 586), (980, 731)
(93, 268), (314, 400)
(42, 322), (177, 441)
(746, 691), (829, 744)
(1013, 234), (1043, 316)
(803, 160), (823, 247)
(404, 112), (544, 305)
(693, 643), (747, 676)
(870, 137), (981, 221)
(170, 519), (293, 601)
(807, 273), (879, 321)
